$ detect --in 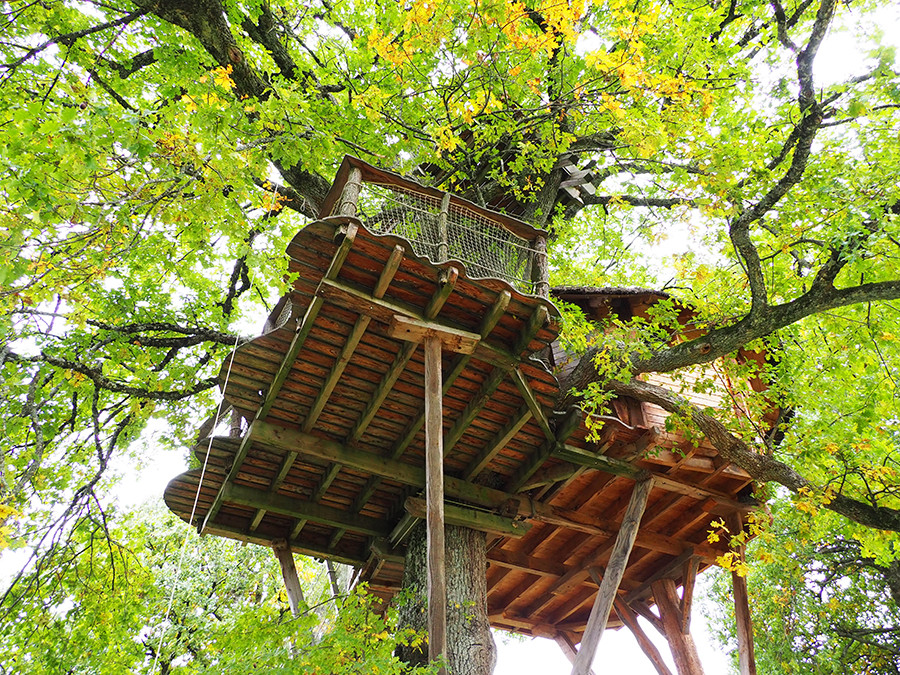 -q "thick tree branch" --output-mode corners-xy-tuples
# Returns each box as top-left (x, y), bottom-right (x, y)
(5, 351), (220, 401)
